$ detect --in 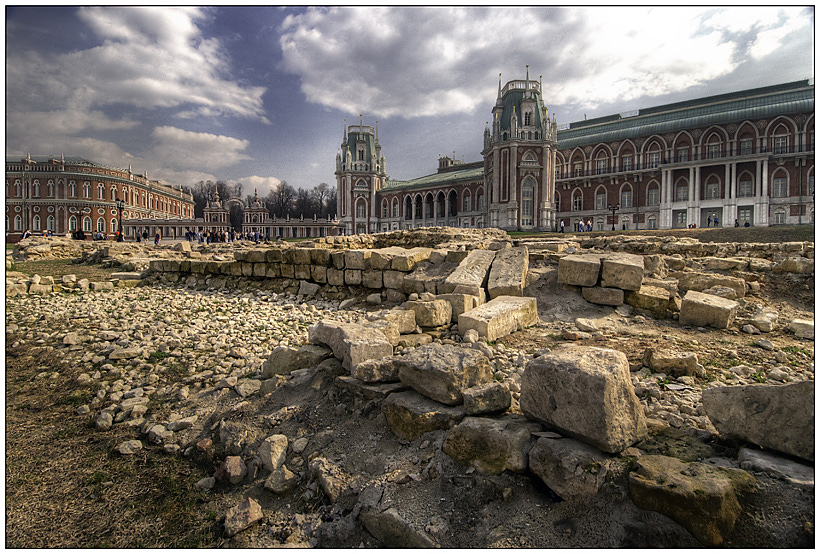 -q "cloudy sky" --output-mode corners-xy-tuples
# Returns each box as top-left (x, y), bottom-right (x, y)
(5, 6), (814, 195)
